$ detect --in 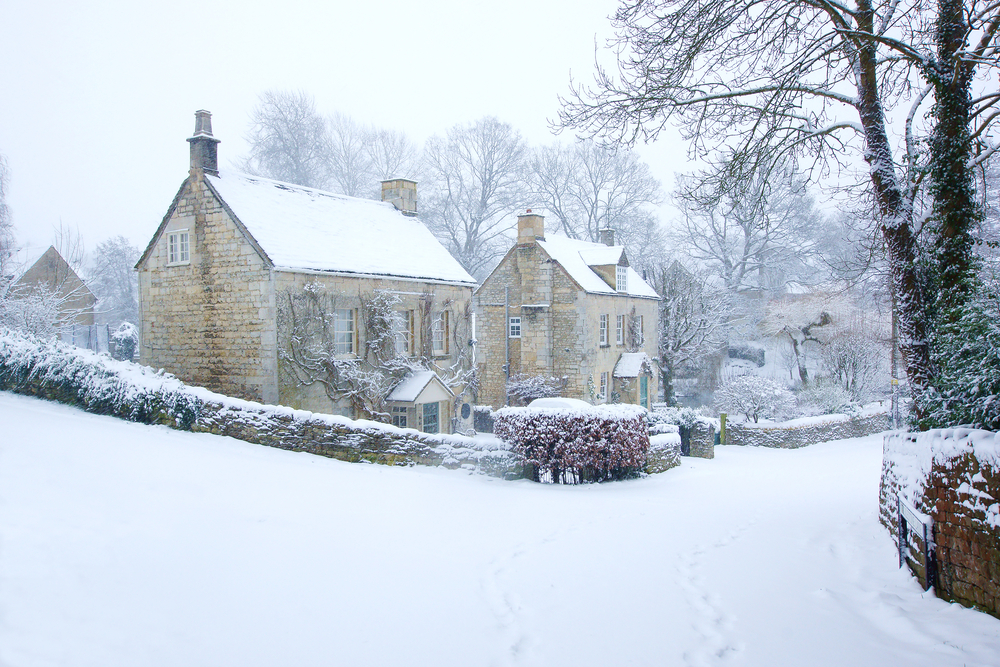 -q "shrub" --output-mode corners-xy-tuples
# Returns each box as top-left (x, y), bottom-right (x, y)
(796, 383), (858, 416)
(715, 375), (795, 423)
(110, 322), (139, 361)
(493, 404), (648, 483)
(506, 373), (567, 405)
(728, 342), (766, 367)
(0, 326), (200, 428)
